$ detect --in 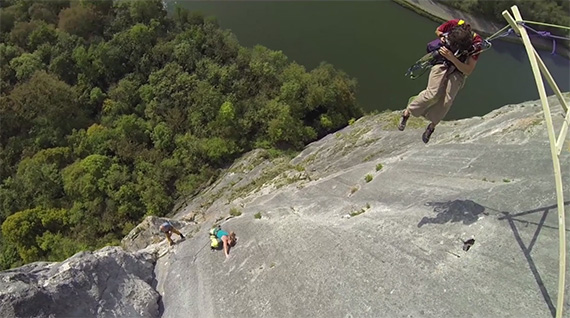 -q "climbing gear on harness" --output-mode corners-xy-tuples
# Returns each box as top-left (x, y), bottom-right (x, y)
(405, 38), (492, 79)
(405, 21), (495, 80)
(209, 225), (222, 249)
